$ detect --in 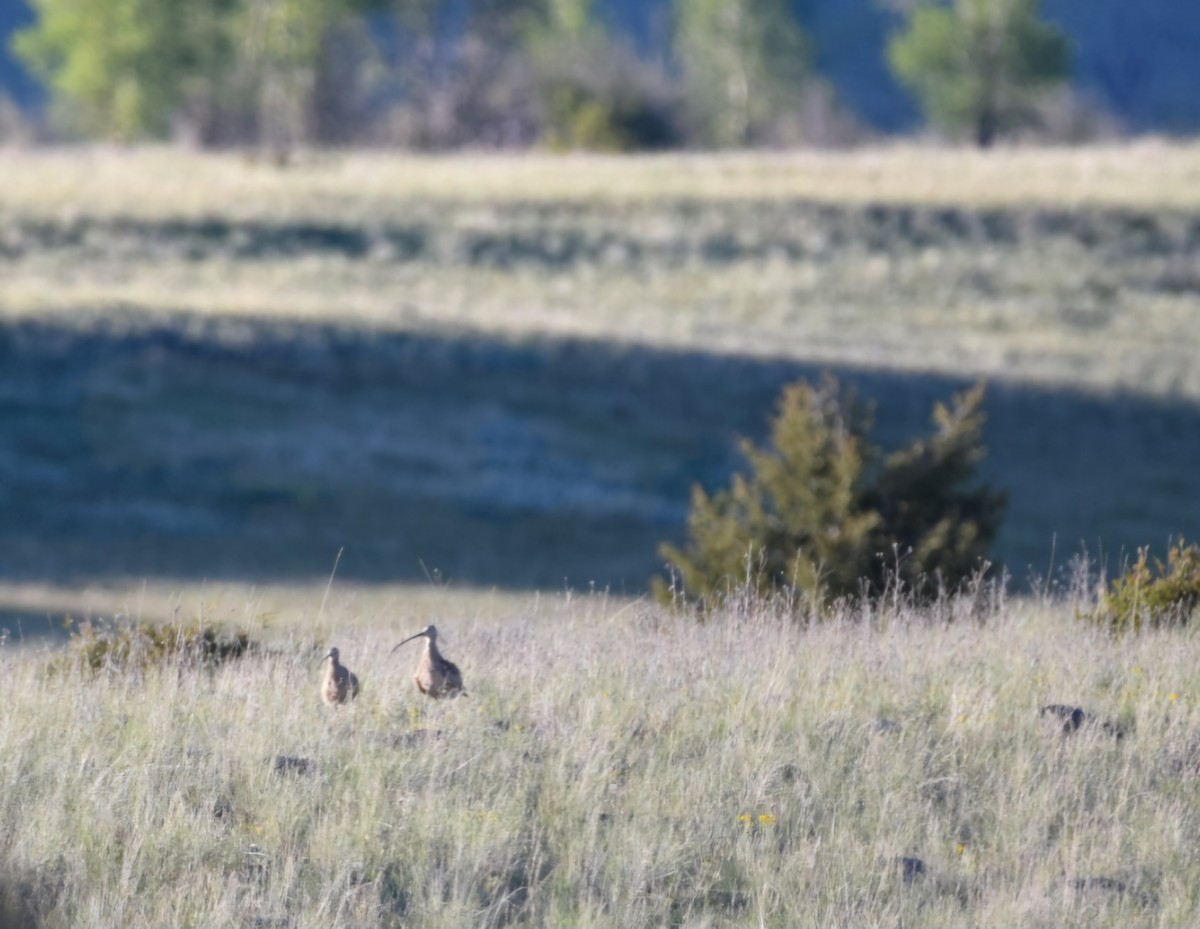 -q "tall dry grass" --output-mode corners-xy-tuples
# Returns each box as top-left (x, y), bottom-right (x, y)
(1, 585), (1197, 927)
